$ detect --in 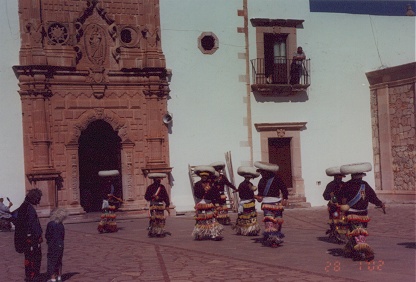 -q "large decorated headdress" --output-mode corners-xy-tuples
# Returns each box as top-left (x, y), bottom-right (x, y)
(237, 166), (260, 178)
(254, 161), (279, 172)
